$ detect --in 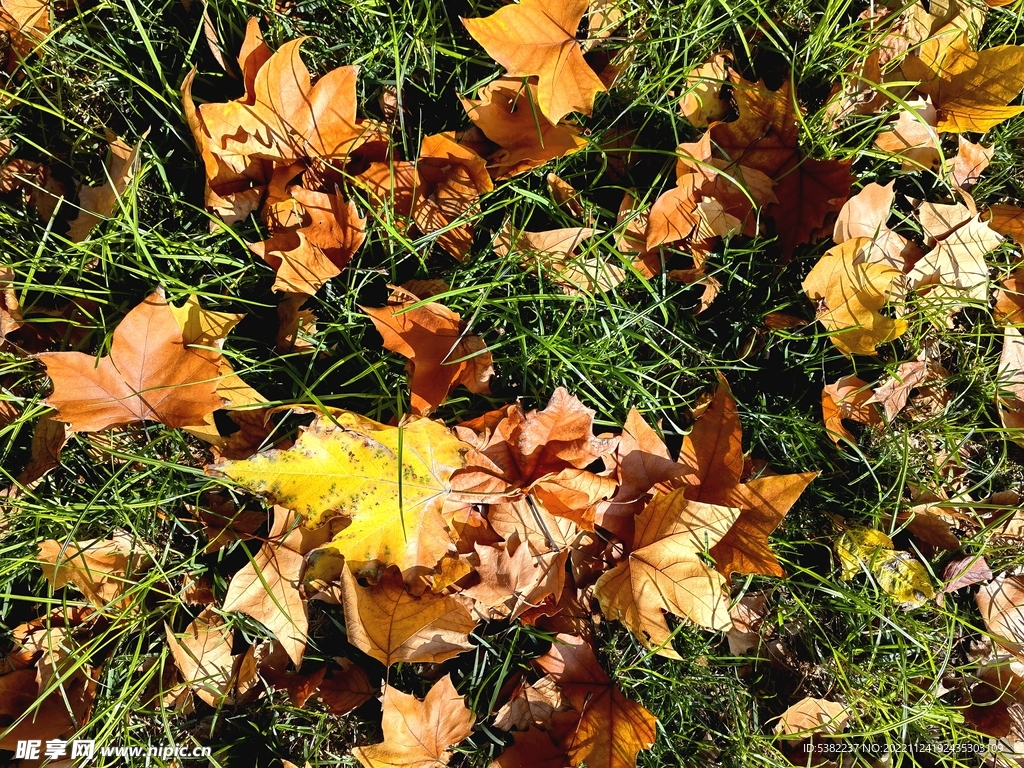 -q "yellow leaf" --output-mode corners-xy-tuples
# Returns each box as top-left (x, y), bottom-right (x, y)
(835, 526), (935, 609)
(802, 238), (907, 356)
(213, 413), (471, 577)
